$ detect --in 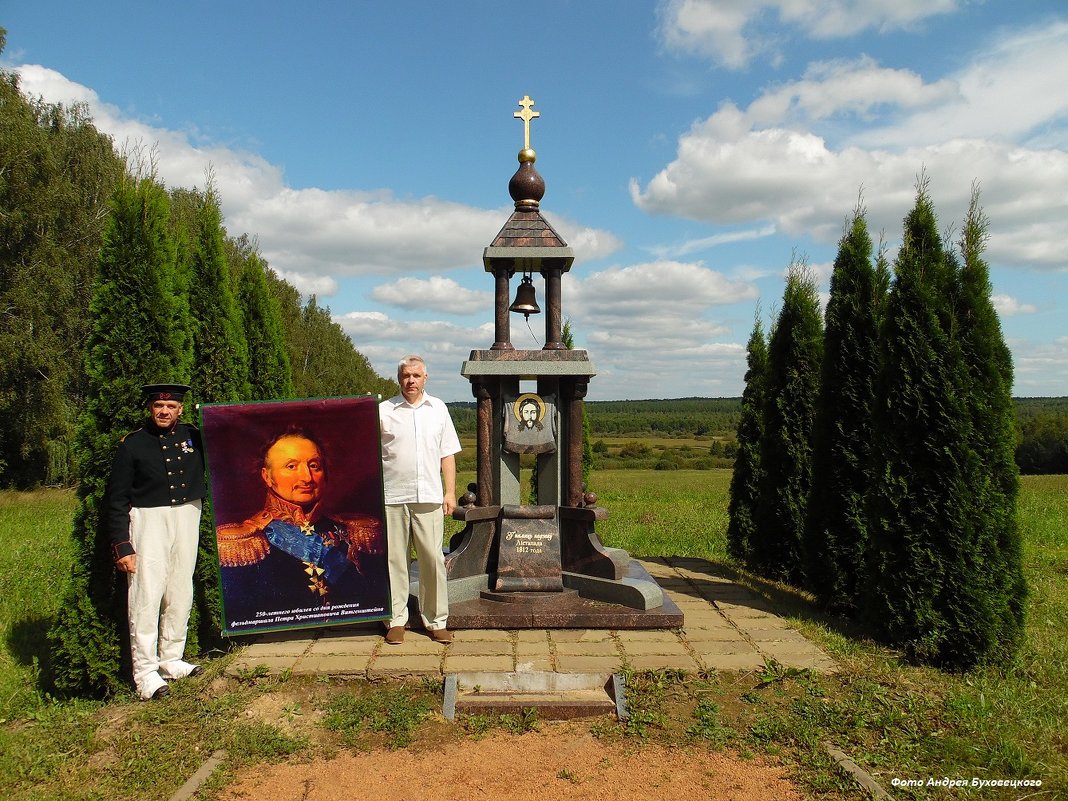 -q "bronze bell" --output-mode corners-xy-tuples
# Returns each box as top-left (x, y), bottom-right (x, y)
(508, 274), (541, 318)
